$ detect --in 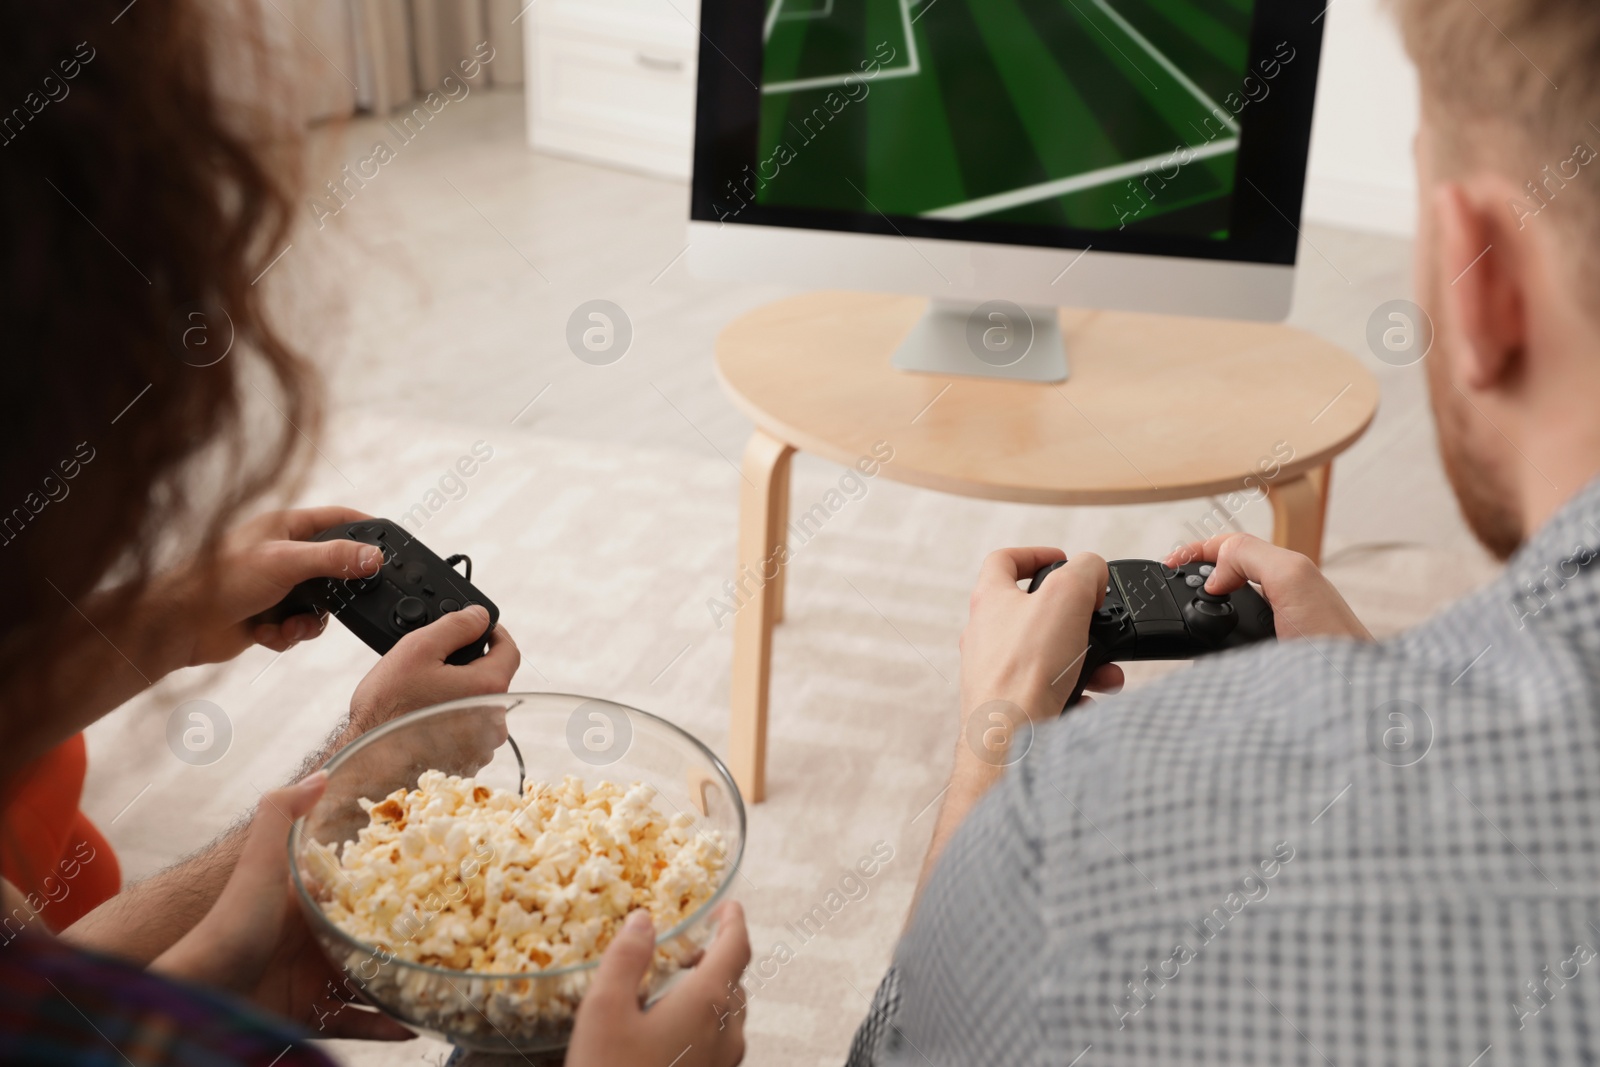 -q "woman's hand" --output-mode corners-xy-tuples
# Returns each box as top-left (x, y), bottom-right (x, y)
(152, 506), (383, 670)
(567, 903), (752, 1067)
(151, 774), (413, 1040)
(71, 610), (518, 977)
(345, 605), (520, 738)
(1165, 533), (1372, 642)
